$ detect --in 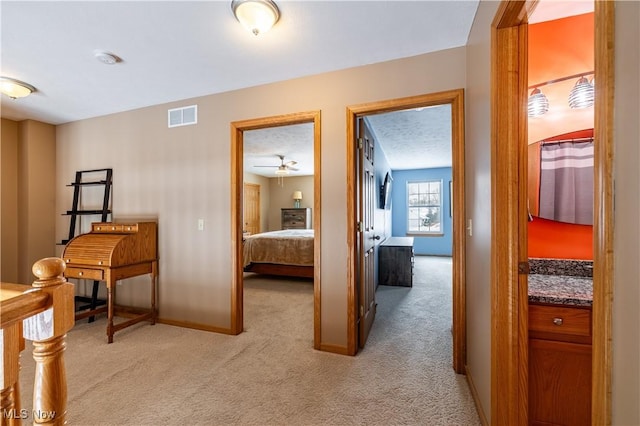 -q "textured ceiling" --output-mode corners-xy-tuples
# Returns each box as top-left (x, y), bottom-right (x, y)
(366, 104), (452, 170)
(244, 123), (315, 177)
(244, 104), (453, 178)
